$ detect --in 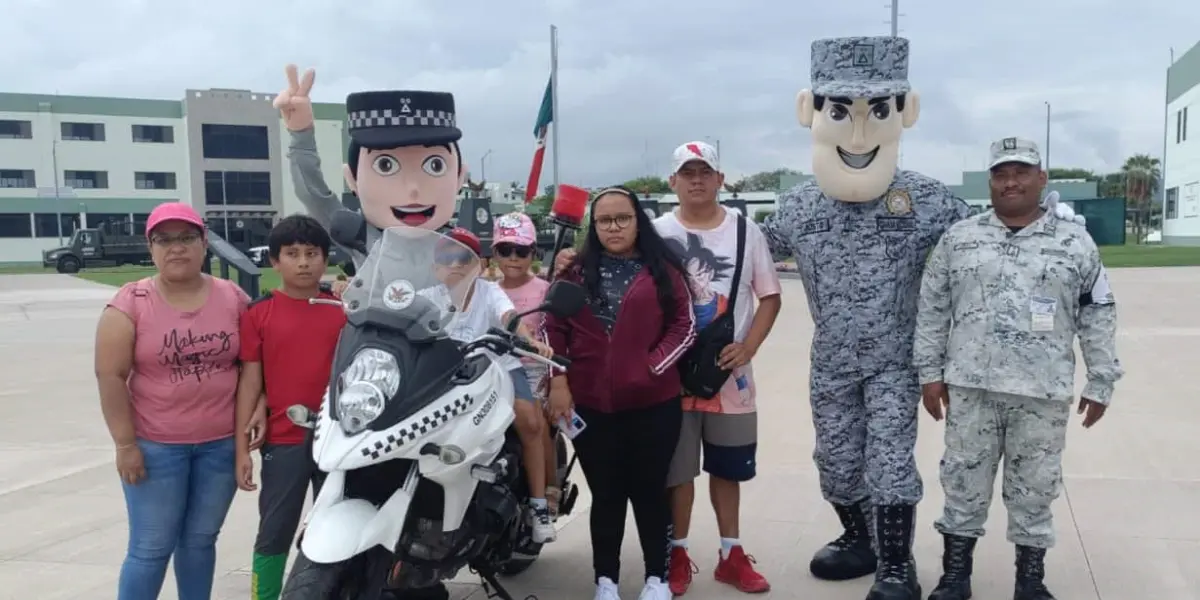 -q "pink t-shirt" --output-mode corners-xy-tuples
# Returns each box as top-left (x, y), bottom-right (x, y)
(107, 276), (250, 444)
(500, 276), (551, 338)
